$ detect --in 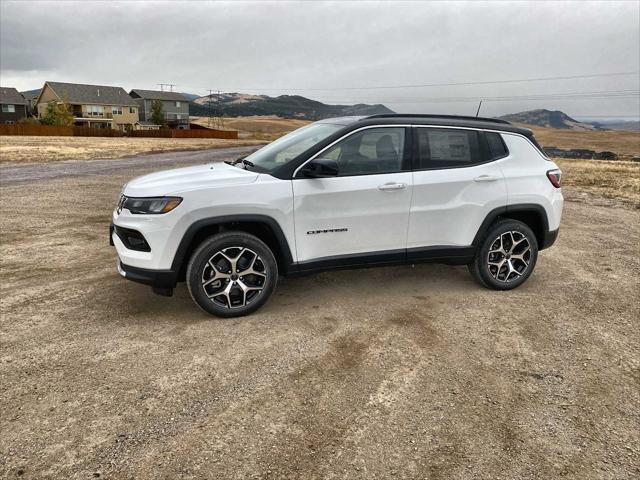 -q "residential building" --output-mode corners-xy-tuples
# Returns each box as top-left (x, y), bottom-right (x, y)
(35, 81), (139, 130)
(0, 87), (28, 124)
(20, 88), (42, 116)
(129, 89), (189, 129)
